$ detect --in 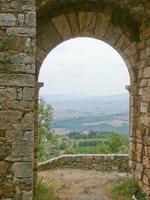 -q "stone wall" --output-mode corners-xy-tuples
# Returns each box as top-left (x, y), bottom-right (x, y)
(0, 1), (36, 199)
(38, 154), (129, 172)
